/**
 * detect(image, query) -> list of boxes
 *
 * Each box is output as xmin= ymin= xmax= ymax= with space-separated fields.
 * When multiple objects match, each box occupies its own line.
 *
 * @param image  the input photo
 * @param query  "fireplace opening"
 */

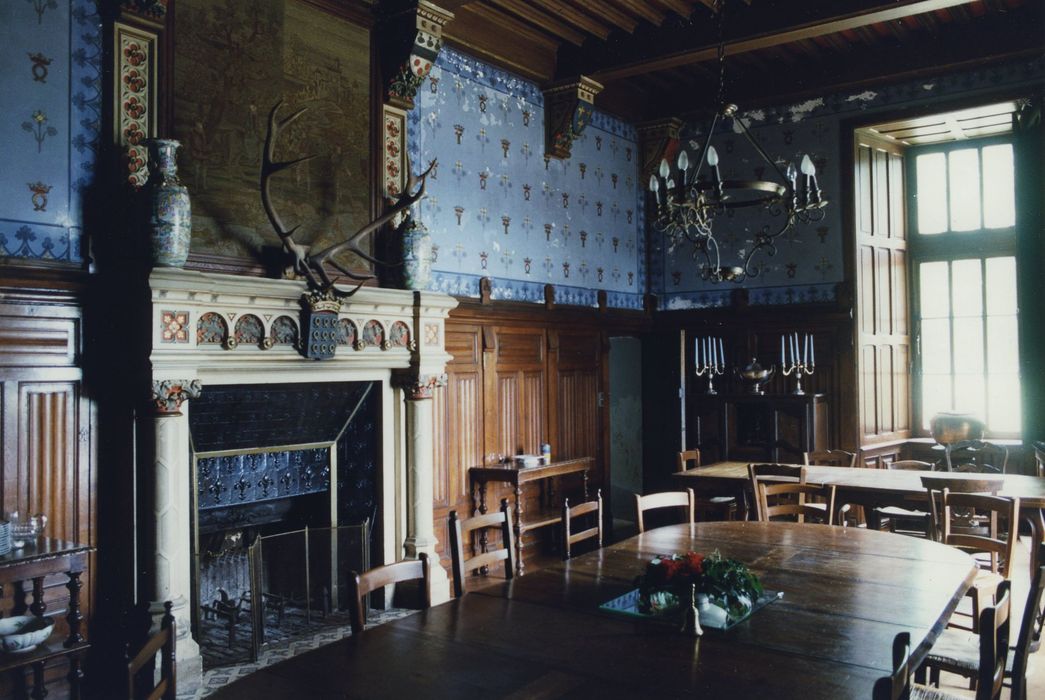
xmin=188 ymin=381 xmax=381 ymax=667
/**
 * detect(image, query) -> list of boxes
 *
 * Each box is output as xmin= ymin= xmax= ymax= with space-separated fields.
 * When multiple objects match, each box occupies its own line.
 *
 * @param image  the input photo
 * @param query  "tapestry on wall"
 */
xmin=409 ymin=47 xmax=645 ymax=310
xmin=0 ymin=0 xmax=101 ymax=265
xmin=173 ymin=0 xmax=370 ymax=269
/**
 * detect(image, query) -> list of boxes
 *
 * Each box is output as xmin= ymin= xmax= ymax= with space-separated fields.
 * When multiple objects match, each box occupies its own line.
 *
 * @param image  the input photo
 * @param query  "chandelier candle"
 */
xmin=695 ymin=336 xmax=725 ymax=395
xmin=782 ymin=332 xmax=815 ymax=395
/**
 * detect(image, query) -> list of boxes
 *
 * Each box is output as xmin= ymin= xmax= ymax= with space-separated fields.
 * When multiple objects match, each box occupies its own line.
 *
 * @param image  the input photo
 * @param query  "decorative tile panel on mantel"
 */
xmin=149 ymin=269 xmax=456 ymax=378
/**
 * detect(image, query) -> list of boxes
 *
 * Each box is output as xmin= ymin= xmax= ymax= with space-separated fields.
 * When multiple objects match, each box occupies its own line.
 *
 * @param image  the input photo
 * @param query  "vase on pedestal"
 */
xmin=400 ymin=217 xmax=432 ymax=290
xmin=146 ymin=139 xmax=191 ymax=267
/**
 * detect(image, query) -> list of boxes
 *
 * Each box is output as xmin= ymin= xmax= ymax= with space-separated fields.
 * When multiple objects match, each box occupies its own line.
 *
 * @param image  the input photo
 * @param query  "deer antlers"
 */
xmin=260 ymin=100 xmax=436 ymax=296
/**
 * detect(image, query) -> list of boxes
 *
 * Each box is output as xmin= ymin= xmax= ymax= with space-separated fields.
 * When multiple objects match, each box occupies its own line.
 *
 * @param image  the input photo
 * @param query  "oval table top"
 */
xmin=211 ymin=522 xmax=976 ymax=699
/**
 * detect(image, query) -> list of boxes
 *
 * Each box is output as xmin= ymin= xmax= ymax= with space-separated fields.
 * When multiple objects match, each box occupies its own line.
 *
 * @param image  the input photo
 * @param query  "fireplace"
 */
xmin=145 ymin=268 xmax=456 ymax=688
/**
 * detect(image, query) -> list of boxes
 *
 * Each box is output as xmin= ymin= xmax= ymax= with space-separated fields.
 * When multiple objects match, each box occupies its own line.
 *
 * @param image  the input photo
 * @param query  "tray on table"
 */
xmin=599 ymin=589 xmax=783 ymax=631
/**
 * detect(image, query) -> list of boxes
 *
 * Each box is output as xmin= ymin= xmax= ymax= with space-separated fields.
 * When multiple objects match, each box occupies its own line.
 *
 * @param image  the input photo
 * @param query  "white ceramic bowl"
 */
xmin=0 ymin=615 xmax=54 ymax=654
xmin=514 ymin=455 xmax=541 ymax=468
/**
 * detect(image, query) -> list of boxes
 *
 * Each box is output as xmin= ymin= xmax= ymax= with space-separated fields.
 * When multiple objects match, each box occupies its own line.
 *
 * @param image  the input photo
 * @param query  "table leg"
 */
xmin=67 ymin=654 xmax=83 ymax=700
xmin=478 ymin=481 xmax=489 ymax=563
xmin=1028 ymin=508 xmax=1044 ymax=649
xmin=582 ymin=470 xmax=589 ymax=500
xmin=30 ymin=661 xmax=46 ymax=699
xmin=514 ymin=484 xmax=524 ymax=577
xmin=30 ymin=576 xmax=46 ymax=618
xmin=65 ymin=570 xmax=84 ymax=647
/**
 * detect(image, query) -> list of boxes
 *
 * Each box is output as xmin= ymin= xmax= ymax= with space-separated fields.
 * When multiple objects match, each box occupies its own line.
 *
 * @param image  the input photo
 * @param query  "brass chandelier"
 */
xmin=648 ymin=0 xmax=828 ymax=283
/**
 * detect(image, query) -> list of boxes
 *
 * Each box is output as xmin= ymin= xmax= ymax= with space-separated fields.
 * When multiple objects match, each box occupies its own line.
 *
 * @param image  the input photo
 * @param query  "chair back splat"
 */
xmin=347 ymin=553 xmax=430 ymax=634
xmin=747 ymin=464 xmax=806 ymax=522
xmin=448 ymin=498 xmax=515 ymax=597
xmin=126 ymin=600 xmax=176 ymax=700
xmin=562 ymin=490 xmax=603 ymax=560
xmin=634 ymin=489 xmax=695 ymax=534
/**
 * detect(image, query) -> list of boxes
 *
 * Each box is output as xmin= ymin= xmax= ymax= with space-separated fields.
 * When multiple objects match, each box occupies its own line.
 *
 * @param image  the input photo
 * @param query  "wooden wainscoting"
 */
xmin=431 ymin=299 xmax=645 ymax=574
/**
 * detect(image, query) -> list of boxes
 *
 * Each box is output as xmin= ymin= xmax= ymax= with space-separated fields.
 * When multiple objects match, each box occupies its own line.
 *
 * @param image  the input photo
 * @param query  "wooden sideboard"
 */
xmin=0 ymin=538 xmax=91 ymax=699
xmin=689 ymin=393 xmax=828 ymax=464
xmin=469 ymin=457 xmax=592 ymax=575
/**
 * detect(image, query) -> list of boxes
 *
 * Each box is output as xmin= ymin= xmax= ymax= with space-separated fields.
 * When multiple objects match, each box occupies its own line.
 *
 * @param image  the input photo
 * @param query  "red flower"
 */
xmin=681 ymin=552 xmax=705 ymax=577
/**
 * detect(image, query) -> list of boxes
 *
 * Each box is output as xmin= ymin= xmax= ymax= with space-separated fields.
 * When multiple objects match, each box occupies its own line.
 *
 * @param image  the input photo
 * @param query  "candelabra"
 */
xmin=695 ymin=335 xmax=725 ymax=395
xmin=781 ymin=332 xmax=815 ymax=395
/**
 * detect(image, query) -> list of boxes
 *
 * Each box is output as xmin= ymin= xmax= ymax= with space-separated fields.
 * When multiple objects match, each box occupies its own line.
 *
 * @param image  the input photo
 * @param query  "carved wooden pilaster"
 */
xmin=542 ymin=77 xmax=603 ymax=160
xmin=637 ymin=117 xmax=684 ymax=179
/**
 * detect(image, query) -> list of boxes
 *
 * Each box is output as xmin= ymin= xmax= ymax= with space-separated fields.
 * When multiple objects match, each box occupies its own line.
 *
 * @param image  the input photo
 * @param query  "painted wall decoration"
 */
xmin=0 ymin=0 xmax=101 ymax=265
xmin=409 ymin=47 xmax=645 ymax=310
xmin=653 ymin=56 xmax=1045 ymax=310
xmin=172 ymin=0 xmax=370 ymax=269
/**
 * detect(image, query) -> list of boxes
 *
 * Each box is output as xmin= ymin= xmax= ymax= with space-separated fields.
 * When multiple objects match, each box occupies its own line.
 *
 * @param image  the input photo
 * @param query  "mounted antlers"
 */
xmin=260 ymin=100 xmax=436 ymax=296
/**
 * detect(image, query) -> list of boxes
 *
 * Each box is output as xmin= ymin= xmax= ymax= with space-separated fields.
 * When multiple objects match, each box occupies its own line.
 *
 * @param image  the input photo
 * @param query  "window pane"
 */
xmin=921 ymin=374 xmax=953 ymax=429
xmin=985 ymin=257 xmax=1017 ymax=315
xmin=950 ymin=259 xmax=982 ymax=317
xmin=986 ymin=374 xmax=1021 ymax=434
xmin=919 ymin=262 xmax=950 ymax=318
xmin=952 ymin=317 xmax=984 ymax=375
xmin=987 ymin=316 xmax=1019 ymax=373
xmin=954 ymin=374 xmax=985 ymax=420
xmin=948 ymin=148 xmax=982 ymax=231
xmin=921 ymin=318 xmax=951 ymax=374
xmin=916 ymin=153 xmax=947 ymax=234
xmin=982 ymin=144 xmax=1015 ymax=229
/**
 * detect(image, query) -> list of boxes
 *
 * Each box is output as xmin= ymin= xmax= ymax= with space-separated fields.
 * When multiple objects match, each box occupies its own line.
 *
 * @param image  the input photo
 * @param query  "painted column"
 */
xmin=149 ymin=379 xmax=203 ymax=687
xmin=402 ymin=374 xmax=450 ymax=603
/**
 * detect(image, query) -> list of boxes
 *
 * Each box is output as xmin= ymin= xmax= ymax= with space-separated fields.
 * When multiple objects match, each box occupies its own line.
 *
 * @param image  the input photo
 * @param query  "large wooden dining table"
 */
xmin=211 ymin=521 xmax=975 ymax=699
xmin=673 ymin=461 xmax=1045 ymax=576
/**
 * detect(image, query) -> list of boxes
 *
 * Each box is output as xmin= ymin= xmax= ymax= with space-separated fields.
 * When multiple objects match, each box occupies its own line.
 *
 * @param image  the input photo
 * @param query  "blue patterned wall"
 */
xmin=0 ymin=0 xmax=101 ymax=266
xmin=653 ymin=56 xmax=1045 ymax=310
xmin=409 ymin=48 xmax=645 ymax=310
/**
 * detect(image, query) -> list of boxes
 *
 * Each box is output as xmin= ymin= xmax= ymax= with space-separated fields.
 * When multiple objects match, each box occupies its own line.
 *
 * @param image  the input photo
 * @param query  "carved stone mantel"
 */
xmin=145 ymin=268 xmax=457 ymax=686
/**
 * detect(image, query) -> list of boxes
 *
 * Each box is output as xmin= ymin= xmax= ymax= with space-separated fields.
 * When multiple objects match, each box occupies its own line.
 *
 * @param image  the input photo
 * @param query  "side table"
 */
xmin=0 ymin=538 xmax=91 ymax=699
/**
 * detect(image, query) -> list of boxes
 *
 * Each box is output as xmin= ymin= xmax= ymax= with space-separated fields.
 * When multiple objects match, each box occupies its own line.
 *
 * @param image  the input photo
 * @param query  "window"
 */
xmin=910 ymin=138 xmax=1020 ymax=436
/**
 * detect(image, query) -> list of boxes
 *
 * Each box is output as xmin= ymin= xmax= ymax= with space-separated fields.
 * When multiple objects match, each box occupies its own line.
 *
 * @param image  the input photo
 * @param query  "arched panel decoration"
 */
xmin=270 ymin=316 xmax=298 ymax=346
xmin=389 ymin=321 xmax=411 ymax=348
xmin=234 ymin=314 xmax=265 ymax=347
xmin=362 ymin=320 xmax=384 ymax=348
xmin=197 ymin=312 xmax=228 ymax=345
xmin=338 ymin=319 xmax=358 ymax=347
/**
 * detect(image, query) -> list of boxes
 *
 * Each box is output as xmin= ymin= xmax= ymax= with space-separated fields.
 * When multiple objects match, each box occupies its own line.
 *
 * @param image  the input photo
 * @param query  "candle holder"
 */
xmin=782 ymin=358 xmax=814 ymax=395
xmin=695 ymin=354 xmax=724 ymax=395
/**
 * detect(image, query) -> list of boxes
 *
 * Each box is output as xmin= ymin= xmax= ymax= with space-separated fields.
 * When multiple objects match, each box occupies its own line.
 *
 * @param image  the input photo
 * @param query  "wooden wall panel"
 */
xmin=854 ymin=134 xmax=912 ymax=446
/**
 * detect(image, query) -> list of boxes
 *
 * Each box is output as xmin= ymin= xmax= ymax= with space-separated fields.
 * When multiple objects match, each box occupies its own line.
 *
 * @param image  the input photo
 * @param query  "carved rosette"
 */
xmin=151 ymin=379 xmax=202 ymax=415
xmin=399 ymin=373 xmax=448 ymax=401
xmin=542 ymin=77 xmax=603 ymax=160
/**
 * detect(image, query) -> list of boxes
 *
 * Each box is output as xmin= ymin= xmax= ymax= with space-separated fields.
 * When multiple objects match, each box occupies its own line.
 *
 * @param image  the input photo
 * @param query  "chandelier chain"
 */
xmin=715 ymin=0 xmax=727 ymax=109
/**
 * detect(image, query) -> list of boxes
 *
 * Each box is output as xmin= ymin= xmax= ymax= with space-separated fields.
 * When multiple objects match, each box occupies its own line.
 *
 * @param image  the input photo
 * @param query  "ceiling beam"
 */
xmin=567 ymin=0 xmax=639 ymax=33
xmin=654 ymin=0 xmax=697 ymax=19
xmin=443 ymin=3 xmax=560 ymax=81
xmin=610 ymin=0 xmax=667 ymax=26
xmin=488 ymin=0 xmax=587 ymax=46
xmin=530 ymin=0 xmax=614 ymax=40
xmin=586 ymin=0 xmax=984 ymax=83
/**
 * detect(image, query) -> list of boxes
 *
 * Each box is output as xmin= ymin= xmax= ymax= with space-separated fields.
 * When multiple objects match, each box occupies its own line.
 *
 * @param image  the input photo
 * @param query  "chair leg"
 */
xmin=969 ymin=588 xmax=983 ymax=635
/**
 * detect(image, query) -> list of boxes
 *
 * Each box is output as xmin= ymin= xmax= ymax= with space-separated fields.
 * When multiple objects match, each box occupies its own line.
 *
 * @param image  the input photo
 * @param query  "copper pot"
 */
xmin=930 ymin=412 xmax=985 ymax=446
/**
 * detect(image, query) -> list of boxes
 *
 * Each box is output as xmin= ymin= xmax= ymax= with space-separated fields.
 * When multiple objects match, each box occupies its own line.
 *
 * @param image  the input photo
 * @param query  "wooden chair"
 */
xmin=634 ymin=489 xmax=695 ymax=534
xmin=976 ymin=580 xmax=1013 ymax=700
xmin=803 ymin=449 xmax=857 ymax=468
xmin=747 ymin=463 xmax=806 ymax=522
xmin=873 ymin=631 xmax=967 ymax=700
xmin=127 ymin=601 xmax=176 ymax=700
xmin=1031 ymin=441 xmax=1044 ymax=478
xmin=924 ymin=566 xmax=1043 ymax=700
xmin=677 ymin=449 xmax=736 ymax=520
xmin=448 ymin=499 xmax=515 ymax=598
xmin=950 ymin=441 xmax=1009 ymax=474
xmin=924 ymin=479 xmax=1015 ymax=634
xmin=756 ymin=482 xmax=838 ymax=525
xmin=561 ymin=490 xmax=603 ymax=560
xmin=347 ymin=553 xmax=430 ymax=634
xmin=873 ymin=460 xmax=935 ymax=537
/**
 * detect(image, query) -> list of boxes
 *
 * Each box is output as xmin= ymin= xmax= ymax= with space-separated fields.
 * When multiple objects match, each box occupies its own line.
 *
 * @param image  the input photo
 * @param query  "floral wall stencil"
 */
xmin=0 ymin=0 xmax=101 ymax=265
xmin=654 ymin=56 xmax=1045 ymax=310
xmin=409 ymin=47 xmax=645 ymax=310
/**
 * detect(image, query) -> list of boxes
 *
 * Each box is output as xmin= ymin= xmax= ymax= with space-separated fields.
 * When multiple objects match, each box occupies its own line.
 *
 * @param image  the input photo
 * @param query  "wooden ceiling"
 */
xmin=866 ymin=101 xmax=1016 ymax=145
xmin=429 ymin=0 xmax=1044 ymax=122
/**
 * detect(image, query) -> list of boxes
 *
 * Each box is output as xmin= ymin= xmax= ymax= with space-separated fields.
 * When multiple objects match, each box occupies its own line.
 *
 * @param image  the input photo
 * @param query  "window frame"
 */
xmin=907 ymin=134 xmax=1020 ymax=439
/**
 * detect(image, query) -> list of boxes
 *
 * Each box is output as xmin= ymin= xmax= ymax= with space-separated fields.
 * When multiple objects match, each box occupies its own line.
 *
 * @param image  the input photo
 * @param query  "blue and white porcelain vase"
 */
xmin=400 ymin=217 xmax=432 ymax=290
xmin=146 ymin=139 xmax=191 ymax=267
